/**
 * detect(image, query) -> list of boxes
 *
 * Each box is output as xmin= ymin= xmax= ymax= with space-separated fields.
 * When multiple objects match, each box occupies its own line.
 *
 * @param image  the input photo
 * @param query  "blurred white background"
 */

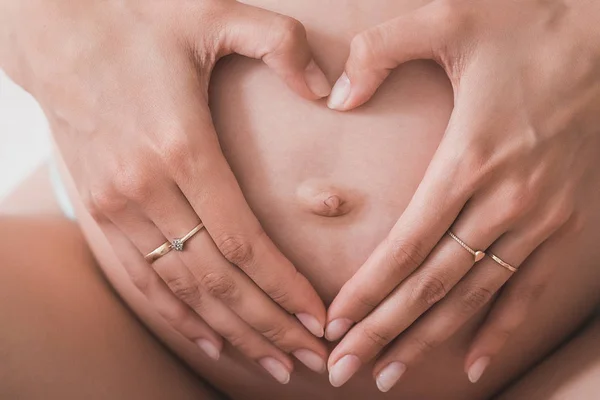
xmin=0 ymin=70 xmax=51 ymax=201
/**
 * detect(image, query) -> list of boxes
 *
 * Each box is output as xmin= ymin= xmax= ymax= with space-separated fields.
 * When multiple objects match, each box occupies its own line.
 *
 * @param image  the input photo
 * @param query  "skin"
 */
xmin=1 ymin=169 xmax=600 ymax=400
xmin=2 ymin=0 xmax=600 ymax=395
xmin=324 ymin=0 xmax=600 ymax=391
xmin=40 ymin=0 xmax=600 ymax=398
xmin=0 ymin=0 xmax=334 ymax=382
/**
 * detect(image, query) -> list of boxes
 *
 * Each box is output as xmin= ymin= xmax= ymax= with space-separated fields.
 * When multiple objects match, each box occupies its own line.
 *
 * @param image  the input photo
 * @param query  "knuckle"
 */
xmin=113 ymin=167 xmax=153 ymax=203
xmin=568 ymin=209 xmax=585 ymax=235
xmin=411 ymin=274 xmax=448 ymax=307
xmin=489 ymin=323 xmax=514 ymax=342
xmin=160 ymin=133 xmax=192 ymax=171
xmin=351 ymin=287 xmax=381 ymax=310
xmin=502 ymin=183 xmax=539 ymax=223
xmin=271 ymin=15 xmax=306 ymax=51
xmin=458 ymin=285 xmax=494 ymax=313
xmin=164 ymin=275 xmax=203 ymax=309
xmin=225 ymin=332 xmax=247 ymax=350
xmin=503 ymin=199 xmax=528 ymax=225
xmin=86 ymin=184 xmax=127 ymax=217
xmin=387 ymin=238 xmax=427 ymax=272
xmin=361 ymin=324 xmax=394 ymax=349
xmin=162 ymin=303 xmax=191 ymax=329
xmin=513 ymin=283 xmax=546 ymax=305
xmin=432 ymin=0 xmax=468 ymax=34
xmin=408 ymin=334 xmax=439 ymax=354
xmin=127 ymin=270 xmax=152 ymax=293
xmin=545 ymin=201 xmax=574 ymax=232
xmin=349 ymin=30 xmax=382 ymax=68
xmin=200 ymin=272 xmax=240 ymax=304
xmin=260 ymin=324 xmax=290 ymax=346
xmin=216 ymin=232 xmax=257 ymax=267
xmin=263 ymin=278 xmax=292 ymax=307
xmin=80 ymin=191 xmax=102 ymax=221
xmin=448 ymin=136 xmax=495 ymax=191
xmin=457 ymin=150 xmax=492 ymax=192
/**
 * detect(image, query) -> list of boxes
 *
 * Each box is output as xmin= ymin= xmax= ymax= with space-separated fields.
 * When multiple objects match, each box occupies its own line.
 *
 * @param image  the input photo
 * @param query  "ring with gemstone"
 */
xmin=144 ymin=222 xmax=205 ymax=263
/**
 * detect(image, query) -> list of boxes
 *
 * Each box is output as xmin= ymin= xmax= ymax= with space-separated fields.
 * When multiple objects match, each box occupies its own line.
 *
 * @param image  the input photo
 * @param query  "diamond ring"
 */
xmin=144 ymin=222 xmax=205 ymax=263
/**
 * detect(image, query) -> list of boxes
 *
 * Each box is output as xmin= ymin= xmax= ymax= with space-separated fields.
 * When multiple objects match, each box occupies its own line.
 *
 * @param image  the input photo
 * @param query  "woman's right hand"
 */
xmin=0 ymin=0 xmax=331 ymax=382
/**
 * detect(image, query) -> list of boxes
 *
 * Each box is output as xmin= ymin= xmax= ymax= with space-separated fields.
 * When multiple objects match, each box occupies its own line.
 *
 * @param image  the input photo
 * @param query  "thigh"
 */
xmin=0 ymin=215 xmax=223 ymax=400
xmin=498 ymin=317 xmax=600 ymax=400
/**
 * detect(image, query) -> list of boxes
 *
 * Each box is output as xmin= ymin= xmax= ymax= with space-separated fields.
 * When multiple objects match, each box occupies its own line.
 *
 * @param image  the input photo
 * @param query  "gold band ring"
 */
xmin=447 ymin=231 xmax=486 ymax=263
xmin=144 ymin=222 xmax=205 ymax=263
xmin=487 ymin=252 xmax=518 ymax=273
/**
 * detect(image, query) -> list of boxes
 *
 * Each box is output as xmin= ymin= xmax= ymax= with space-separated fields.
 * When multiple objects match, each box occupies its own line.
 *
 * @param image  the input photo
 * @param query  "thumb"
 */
xmin=327 ymin=1 xmax=456 ymax=111
xmin=220 ymin=2 xmax=331 ymax=100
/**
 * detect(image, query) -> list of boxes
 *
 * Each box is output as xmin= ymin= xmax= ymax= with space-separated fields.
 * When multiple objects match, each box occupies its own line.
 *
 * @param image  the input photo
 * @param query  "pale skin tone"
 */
xmin=324 ymin=0 xmax=600 ymax=391
xmin=1 ymin=0 xmax=334 ymax=383
xmin=2 ymin=0 xmax=600 ymax=394
xmin=1 ymin=162 xmax=599 ymax=399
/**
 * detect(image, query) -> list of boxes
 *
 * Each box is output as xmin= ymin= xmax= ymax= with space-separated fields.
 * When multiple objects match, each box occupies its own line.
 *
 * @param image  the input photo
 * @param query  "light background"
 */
xmin=0 ymin=70 xmax=51 ymax=201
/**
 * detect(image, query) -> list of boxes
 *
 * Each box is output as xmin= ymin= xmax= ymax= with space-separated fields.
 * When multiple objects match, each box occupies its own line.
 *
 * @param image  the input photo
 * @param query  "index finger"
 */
xmin=169 ymin=104 xmax=326 ymax=338
xmin=325 ymin=133 xmax=474 ymax=341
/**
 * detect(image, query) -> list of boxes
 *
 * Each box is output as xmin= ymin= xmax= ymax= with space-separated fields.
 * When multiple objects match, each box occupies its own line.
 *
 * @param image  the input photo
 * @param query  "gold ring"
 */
xmin=447 ymin=231 xmax=486 ymax=262
xmin=487 ymin=252 xmax=518 ymax=273
xmin=145 ymin=222 xmax=205 ymax=263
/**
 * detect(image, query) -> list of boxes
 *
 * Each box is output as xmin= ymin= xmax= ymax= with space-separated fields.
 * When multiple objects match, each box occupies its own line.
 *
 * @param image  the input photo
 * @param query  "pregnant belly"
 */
xmin=211 ymin=55 xmax=452 ymax=302
xmin=59 ymin=0 xmax=600 ymax=399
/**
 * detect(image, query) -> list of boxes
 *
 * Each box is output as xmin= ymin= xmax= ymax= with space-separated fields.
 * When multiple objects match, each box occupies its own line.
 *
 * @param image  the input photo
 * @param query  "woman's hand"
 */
xmin=324 ymin=0 xmax=600 ymax=390
xmin=0 ymin=0 xmax=331 ymax=382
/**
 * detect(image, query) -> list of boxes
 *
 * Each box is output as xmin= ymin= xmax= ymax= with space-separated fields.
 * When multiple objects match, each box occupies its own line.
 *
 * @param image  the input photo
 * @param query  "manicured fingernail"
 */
xmin=304 ymin=60 xmax=331 ymax=98
xmin=376 ymin=362 xmax=406 ymax=392
xmin=294 ymin=349 xmax=326 ymax=373
xmin=195 ymin=339 xmax=220 ymax=361
xmin=296 ymin=313 xmax=324 ymax=337
xmin=467 ymin=356 xmax=490 ymax=383
xmin=327 ymin=73 xmax=351 ymax=110
xmin=259 ymin=357 xmax=291 ymax=384
xmin=325 ymin=318 xmax=353 ymax=341
xmin=329 ymin=354 xmax=361 ymax=387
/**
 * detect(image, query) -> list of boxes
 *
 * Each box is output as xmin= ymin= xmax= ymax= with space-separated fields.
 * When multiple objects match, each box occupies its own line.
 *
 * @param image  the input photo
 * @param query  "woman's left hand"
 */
xmin=324 ymin=0 xmax=600 ymax=391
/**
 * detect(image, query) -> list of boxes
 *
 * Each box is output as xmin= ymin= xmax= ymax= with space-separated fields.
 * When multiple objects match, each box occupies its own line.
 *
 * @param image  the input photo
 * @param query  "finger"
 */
xmin=372 ymin=256 xmax=515 ymax=392
xmin=166 ymin=105 xmax=326 ymax=338
xmin=326 ymin=160 xmax=499 ymax=342
xmin=216 ymin=2 xmax=330 ymax=99
xmin=326 ymin=182 xmax=535 ymax=386
xmin=106 ymin=204 xmax=301 ymax=384
xmin=97 ymin=220 xmax=223 ymax=360
xmin=326 ymin=231 xmax=481 ymax=387
xmin=152 ymin=250 xmax=298 ymax=384
xmin=464 ymin=207 xmax=572 ymax=383
xmin=140 ymin=182 xmax=328 ymax=372
xmin=327 ymin=0 xmax=461 ymax=110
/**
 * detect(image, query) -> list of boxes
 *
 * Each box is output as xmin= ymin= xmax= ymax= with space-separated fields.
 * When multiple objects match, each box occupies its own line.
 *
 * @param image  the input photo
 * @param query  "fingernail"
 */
xmin=376 ymin=362 xmax=407 ymax=392
xmin=296 ymin=313 xmax=324 ymax=337
xmin=259 ymin=357 xmax=291 ymax=384
xmin=195 ymin=339 xmax=220 ymax=361
xmin=327 ymin=72 xmax=351 ymax=110
xmin=294 ymin=349 xmax=326 ymax=373
xmin=329 ymin=354 xmax=361 ymax=387
xmin=304 ymin=60 xmax=331 ymax=98
xmin=467 ymin=356 xmax=490 ymax=383
xmin=325 ymin=318 xmax=353 ymax=341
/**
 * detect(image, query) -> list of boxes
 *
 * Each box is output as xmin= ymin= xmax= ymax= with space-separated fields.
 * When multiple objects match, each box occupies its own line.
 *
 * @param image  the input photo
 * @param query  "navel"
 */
xmin=296 ymin=180 xmax=356 ymax=217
